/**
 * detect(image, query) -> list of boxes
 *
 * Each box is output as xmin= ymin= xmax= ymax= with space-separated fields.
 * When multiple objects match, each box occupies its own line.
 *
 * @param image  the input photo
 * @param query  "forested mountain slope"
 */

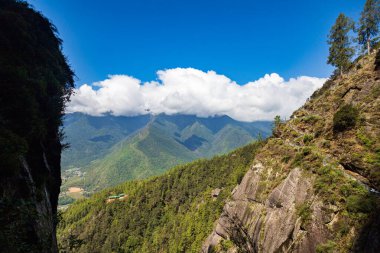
xmin=59 ymin=50 xmax=380 ymax=253
xmin=58 ymin=142 xmax=264 ymax=252
xmin=62 ymin=114 xmax=271 ymax=192
xmin=61 ymin=113 xmax=151 ymax=170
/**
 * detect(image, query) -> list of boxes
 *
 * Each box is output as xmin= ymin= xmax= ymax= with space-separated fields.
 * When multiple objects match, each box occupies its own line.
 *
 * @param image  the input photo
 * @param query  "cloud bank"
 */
xmin=67 ymin=68 xmax=326 ymax=122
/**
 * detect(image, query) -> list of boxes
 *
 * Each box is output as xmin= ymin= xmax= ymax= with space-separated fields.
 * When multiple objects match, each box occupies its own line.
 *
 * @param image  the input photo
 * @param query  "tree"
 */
xmin=358 ymin=0 xmax=380 ymax=55
xmin=327 ymin=14 xmax=355 ymax=76
xmin=274 ymin=115 xmax=281 ymax=127
xmin=272 ymin=115 xmax=282 ymax=137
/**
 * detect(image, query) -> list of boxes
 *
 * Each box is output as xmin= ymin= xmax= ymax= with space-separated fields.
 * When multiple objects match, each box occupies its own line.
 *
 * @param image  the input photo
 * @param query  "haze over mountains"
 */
xmin=61 ymin=113 xmax=272 ymax=193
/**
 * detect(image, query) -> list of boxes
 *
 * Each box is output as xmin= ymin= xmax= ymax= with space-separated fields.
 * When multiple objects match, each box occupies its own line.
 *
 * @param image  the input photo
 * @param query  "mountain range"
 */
xmin=61 ymin=113 xmax=272 ymax=193
xmin=58 ymin=48 xmax=380 ymax=253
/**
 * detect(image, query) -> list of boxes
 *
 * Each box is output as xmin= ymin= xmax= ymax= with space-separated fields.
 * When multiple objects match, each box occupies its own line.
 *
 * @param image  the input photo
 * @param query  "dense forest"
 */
xmin=58 ymin=141 xmax=264 ymax=252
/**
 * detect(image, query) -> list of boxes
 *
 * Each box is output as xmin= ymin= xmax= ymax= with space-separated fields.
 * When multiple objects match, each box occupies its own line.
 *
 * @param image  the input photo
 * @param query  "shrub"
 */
xmin=296 ymin=203 xmax=312 ymax=226
xmin=58 ymin=196 xmax=75 ymax=206
xmin=356 ymin=128 xmax=374 ymax=148
xmin=302 ymin=115 xmax=320 ymax=124
xmin=346 ymin=194 xmax=375 ymax=213
xmin=303 ymin=134 xmax=314 ymax=144
xmin=292 ymin=148 xmax=312 ymax=167
xmin=218 ymin=239 xmax=234 ymax=251
xmin=316 ymin=240 xmax=336 ymax=253
xmin=281 ymin=155 xmax=291 ymax=164
xmin=333 ymin=104 xmax=359 ymax=133
xmin=322 ymin=140 xmax=331 ymax=148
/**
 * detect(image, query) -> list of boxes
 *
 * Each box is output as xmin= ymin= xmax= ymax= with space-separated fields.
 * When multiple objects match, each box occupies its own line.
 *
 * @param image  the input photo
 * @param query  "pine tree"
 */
xmin=358 ymin=0 xmax=380 ymax=55
xmin=327 ymin=14 xmax=354 ymax=76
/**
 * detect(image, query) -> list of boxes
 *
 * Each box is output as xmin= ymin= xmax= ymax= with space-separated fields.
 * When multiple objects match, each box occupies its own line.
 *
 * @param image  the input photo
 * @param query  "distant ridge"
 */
xmin=61 ymin=113 xmax=272 ymax=193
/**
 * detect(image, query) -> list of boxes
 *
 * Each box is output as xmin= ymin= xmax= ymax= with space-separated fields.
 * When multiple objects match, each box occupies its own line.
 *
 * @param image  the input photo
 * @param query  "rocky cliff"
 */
xmin=0 ymin=1 xmax=73 ymax=252
xmin=202 ymin=50 xmax=380 ymax=252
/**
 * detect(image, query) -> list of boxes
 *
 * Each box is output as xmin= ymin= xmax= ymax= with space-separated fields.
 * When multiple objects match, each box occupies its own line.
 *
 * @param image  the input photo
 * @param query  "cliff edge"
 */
xmin=0 ymin=1 xmax=74 ymax=252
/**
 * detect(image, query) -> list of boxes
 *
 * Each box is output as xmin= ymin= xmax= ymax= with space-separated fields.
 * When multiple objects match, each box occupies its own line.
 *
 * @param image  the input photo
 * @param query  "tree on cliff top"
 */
xmin=327 ymin=13 xmax=355 ymax=76
xmin=358 ymin=0 xmax=380 ymax=55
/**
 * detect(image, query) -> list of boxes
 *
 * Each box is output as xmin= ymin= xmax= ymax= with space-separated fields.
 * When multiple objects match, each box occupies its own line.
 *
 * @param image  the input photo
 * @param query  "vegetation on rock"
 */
xmin=202 ymin=45 xmax=380 ymax=252
xmin=0 ymin=0 xmax=74 ymax=252
xmin=333 ymin=104 xmax=359 ymax=133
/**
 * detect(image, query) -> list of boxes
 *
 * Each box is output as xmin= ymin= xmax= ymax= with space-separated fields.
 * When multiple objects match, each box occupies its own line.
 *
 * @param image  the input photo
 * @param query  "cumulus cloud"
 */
xmin=67 ymin=68 xmax=327 ymax=121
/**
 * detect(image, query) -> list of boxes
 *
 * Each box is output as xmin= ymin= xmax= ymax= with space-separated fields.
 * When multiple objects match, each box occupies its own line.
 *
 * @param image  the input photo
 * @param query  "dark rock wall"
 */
xmin=0 ymin=1 xmax=74 ymax=252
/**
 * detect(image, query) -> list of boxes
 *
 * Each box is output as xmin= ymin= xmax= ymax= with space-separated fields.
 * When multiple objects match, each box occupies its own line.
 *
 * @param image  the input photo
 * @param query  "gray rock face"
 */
xmin=0 ymin=147 xmax=62 ymax=253
xmin=202 ymin=164 xmax=330 ymax=253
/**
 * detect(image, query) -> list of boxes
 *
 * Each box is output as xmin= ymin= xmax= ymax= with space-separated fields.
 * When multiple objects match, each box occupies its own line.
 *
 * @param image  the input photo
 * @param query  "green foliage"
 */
xmin=314 ymin=166 xmax=344 ymax=200
xmin=215 ymin=239 xmax=235 ymax=252
xmin=356 ymin=128 xmax=375 ymax=148
xmin=314 ymin=164 xmax=376 ymax=219
xmin=281 ymin=155 xmax=292 ymax=164
xmin=273 ymin=115 xmax=282 ymax=136
xmin=327 ymin=13 xmax=355 ymax=74
xmin=274 ymin=115 xmax=281 ymax=126
xmin=303 ymin=134 xmax=314 ymax=144
xmin=346 ymin=193 xmax=376 ymax=213
xmin=58 ymin=141 xmax=264 ymax=252
xmin=58 ymin=196 xmax=75 ymax=206
xmin=292 ymin=147 xmax=312 ymax=167
xmin=296 ymin=203 xmax=312 ymax=226
xmin=65 ymin=234 xmax=84 ymax=251
xmin=301 ymin=115 xmax=320 ymax=124
xmin=316 ymin=240 xmax=337 ymax=253
xmin=358 ymin=0 xmax=380 ymax=54
xmin=333 ymin=104 xmax=359 ymax=133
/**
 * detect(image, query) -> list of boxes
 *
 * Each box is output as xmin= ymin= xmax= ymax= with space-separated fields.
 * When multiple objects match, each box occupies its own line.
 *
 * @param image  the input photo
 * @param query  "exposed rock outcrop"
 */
xmin=203 ymin=164 xmax=330 ymax=253
xmin=203 ymin=50 xmax=380 ymax=252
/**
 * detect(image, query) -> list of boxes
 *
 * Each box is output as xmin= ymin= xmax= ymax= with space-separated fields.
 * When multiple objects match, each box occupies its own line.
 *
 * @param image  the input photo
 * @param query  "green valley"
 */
xmin=60 ymin=114 xmax=272 ymax=198
xmin=59 ymin=46 xmax=380 ymax=253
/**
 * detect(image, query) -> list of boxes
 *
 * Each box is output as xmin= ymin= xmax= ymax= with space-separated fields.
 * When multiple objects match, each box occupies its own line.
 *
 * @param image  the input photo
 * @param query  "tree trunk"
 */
xmin=367 ymin=39 xmax=371 ymax=55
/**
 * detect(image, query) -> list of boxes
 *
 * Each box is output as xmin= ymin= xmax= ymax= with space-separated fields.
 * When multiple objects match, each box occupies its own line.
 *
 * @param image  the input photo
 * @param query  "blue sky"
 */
xmin=28 ymin=0 xmax=363 ymax=86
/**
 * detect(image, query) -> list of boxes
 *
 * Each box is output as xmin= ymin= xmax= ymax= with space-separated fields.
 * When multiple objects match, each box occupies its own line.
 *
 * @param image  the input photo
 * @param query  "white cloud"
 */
xmin=67 ymin=68 xmax=326 ymax=121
